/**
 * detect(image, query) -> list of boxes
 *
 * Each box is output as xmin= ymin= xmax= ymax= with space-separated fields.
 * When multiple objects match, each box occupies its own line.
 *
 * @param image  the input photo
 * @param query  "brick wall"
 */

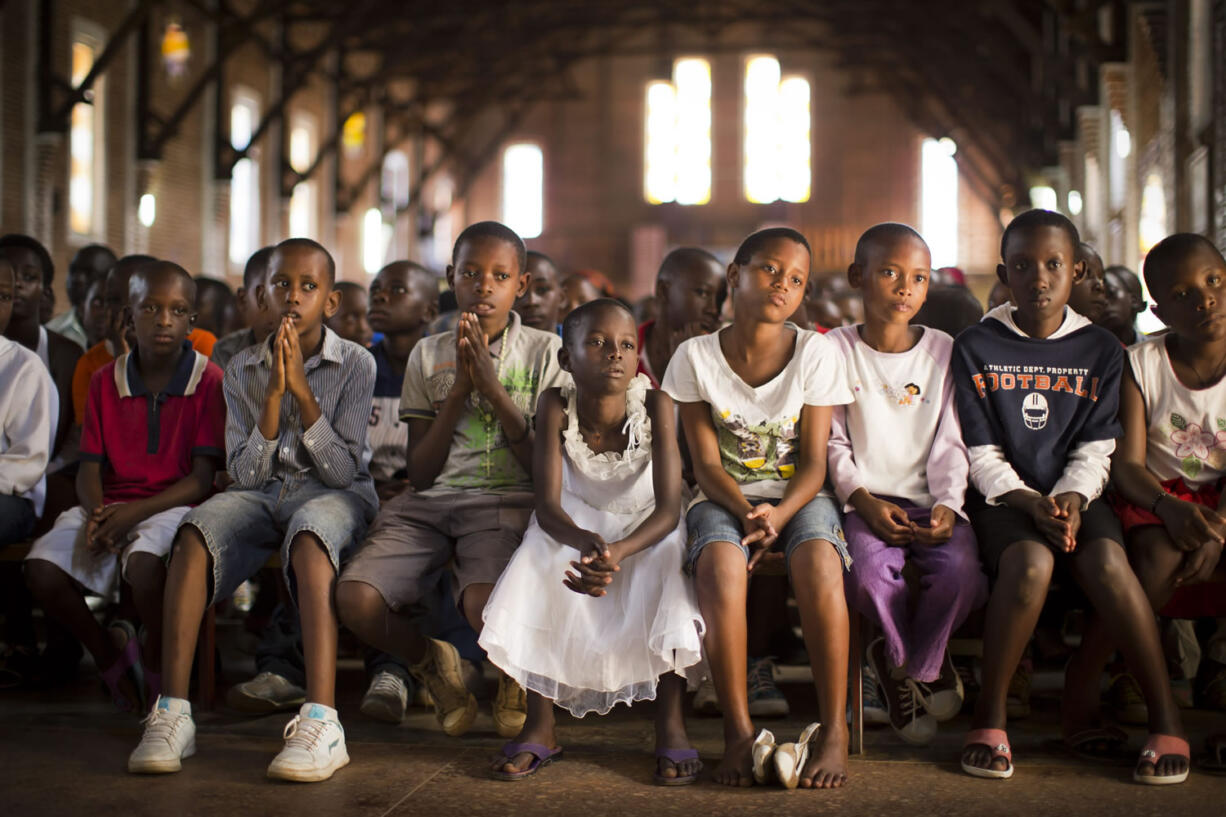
xmin=2 ymin=5 xmax=1018 ymax=305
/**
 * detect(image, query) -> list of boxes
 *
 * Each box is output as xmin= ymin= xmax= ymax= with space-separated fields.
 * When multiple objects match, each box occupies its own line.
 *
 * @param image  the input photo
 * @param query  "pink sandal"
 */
xmin=961 ymin=728 xmax=1013 ymax=779
xmin=1133 ymin=734 xmax=1190 ymax=785
xmin=99 ymin=636 xmax=142 ymax=713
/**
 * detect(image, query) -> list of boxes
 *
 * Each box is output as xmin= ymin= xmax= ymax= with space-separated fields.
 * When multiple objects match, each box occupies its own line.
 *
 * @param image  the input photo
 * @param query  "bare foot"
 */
xmin=798 ymin=723 xmax=848 ymax=789
xmin=491 ymin=722 xmax=558 ymax=775
xmin=713 ymin=733 xmax=755 ymax=787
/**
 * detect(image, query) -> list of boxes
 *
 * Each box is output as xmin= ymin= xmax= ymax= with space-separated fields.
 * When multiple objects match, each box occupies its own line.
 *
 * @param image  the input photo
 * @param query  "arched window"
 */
xmin=643 ymin=57 xmax=711 ymax=205
xmin=287 ymin=112 xmax=318 ymax=239
xmin=363 ymin=208 xmax=389 ymax=274
xmin=69 ymin=21 xmax=107 ymax=240
xmin=381 ymin=150 xmax=411 ymax=211
xmin=228 ymin=88 xmax=261 ymax=265
xmin=502 ymin=143 xmax=543 ymax=239
xmin=920 ymin=137 xmax=959 ymax=269
xmin=744 ymin=55 xmax=810 ymax=204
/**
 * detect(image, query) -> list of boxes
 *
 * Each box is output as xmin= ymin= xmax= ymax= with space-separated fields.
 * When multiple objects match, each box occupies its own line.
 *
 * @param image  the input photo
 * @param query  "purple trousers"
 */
xmin=843 ymin=501 xmax=987 ymax=682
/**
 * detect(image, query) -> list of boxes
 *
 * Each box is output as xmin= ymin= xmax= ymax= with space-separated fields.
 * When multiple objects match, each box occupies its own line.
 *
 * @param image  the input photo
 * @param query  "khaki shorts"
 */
xmin=338 ymin=489 xmax=534 ymax=611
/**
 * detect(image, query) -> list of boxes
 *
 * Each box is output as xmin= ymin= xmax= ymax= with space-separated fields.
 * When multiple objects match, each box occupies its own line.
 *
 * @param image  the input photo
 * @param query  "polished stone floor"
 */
xmin=2 ymin=627 xmax=1224 ymax=817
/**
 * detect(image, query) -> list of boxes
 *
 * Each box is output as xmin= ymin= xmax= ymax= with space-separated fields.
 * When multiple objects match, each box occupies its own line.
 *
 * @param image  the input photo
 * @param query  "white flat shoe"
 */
xmin=751 ymin=728 xmax=777 ymax=784
xmin=774 ymin=722 xmax=821 ymax=789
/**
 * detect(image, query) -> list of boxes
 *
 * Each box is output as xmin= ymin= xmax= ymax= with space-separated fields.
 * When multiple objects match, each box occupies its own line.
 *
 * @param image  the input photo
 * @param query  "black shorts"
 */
xmin=967 ymin=493 xmax=1125 ymax=578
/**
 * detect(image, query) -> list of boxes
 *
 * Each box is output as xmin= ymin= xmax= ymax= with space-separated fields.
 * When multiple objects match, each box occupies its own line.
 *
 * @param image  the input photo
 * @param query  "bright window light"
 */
xmin=744 ymin=56 xmax=810 ymax=204
xmin=1139 ymin=172 xmax=1167 ymax=257
xmin=228 ymin=91 xmax=261 ymax=265
xmin=1109 ymin=109 xmax=1129 ymax=211
xmin=288 ymin=117 xmax=317 ymax=239
xmin=673 ymin=58 xmax=712 ymax=205
xmin=431 ymin=177 xmax=454 ymax=269
xmin=138 ymin=193 xmax=156 ymax=227
xmin=381 ymin=150 xmax=411 ymax=210
xmin=501 ymin=143 xmax=544 ymax=239
xmin=69 ymin=37 xmax=104 ymax=237
xmin=1068 ymin=189 xmax=1083 ymax=215
xmin=363 ymin=207 xmax=390 ymax=274
xmin=920 ymin=137 xmax=959 ymax=269
xmin=643 ymin=58 xmax=711 ymax=205
xmin=644 ymin=81 xmax=678 ymax=204
xmin=1029 ymin=185 xmax=1058 ymax=211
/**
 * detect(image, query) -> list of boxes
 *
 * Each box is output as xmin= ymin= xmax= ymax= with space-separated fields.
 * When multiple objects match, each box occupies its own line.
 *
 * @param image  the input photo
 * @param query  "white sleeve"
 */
xmin=801 ymin=333 xmax=855 ymax=406
xmin=0 ymin=362 xmax=56 ymax=496
xmin=968 ymin=444 xmax=1030 ymax=505
xmin=660 ymin=340 xmax=703 ymax=403
xmin=826 ymin=404 xmax=864 ymax=508
xmin=1049 ymin=439 xmax=1116 ymax=507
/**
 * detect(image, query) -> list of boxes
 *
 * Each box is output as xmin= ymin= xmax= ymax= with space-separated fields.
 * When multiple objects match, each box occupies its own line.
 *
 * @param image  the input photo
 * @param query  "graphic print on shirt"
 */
xmin=1022 ymin=392 xmax=1049 ymax=430
xmin=424 ymin=361 xmax=540 ymax=487
xmin=717 ymin=409 xmax=798 ymax=482
xmin=969 ymin=364 xmax=1103 ymax=402
xmin=881 ymin=381 xmax=924 ymax=407
xmin=1167 ymin=413 xmax=1226 ymax=481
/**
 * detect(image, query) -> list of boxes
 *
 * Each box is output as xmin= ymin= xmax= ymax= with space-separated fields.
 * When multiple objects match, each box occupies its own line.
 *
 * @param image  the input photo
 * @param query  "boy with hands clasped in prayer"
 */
xmin=337 ymin=222 xmax=569 ymax=743
xmin=128 ymin=239 xmax=377 ymax=783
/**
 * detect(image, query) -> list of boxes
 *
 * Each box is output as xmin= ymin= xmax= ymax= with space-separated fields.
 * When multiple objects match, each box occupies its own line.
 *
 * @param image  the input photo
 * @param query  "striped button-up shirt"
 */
xmin=224 ymin=326 xmax=377 ymax=513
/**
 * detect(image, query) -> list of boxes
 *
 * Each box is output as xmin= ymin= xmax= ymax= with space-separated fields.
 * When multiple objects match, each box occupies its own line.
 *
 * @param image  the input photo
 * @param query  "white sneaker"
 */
xmin=128 ymin=696 xmax=196 ymax=774
xmin=692 ymin=676 xmax=721 ymax=716
xmin=266 ymin=703 xmax=350 ymax=782
xmin=360 ymin=671 xmax=409 ymax=724
xmin=226 ymin=671 xmax=306 ymax=714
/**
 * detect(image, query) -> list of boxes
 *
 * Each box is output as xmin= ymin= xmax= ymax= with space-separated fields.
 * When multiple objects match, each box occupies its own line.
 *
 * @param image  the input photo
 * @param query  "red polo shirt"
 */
xmin=637 ymin=321 xmax=660 ymax=388
xmin=80 ymin=342 xmax=226 ymax=504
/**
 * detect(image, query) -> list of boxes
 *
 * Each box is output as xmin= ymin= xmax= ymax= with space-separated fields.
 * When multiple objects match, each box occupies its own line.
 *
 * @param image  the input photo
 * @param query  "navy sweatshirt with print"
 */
xmin=951 ymin=316 xmax=1123 ymax=495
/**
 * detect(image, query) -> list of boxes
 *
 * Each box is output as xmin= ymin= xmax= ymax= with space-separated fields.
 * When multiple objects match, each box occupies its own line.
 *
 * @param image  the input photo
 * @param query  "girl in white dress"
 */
xmin=480 ymin=299 xmax=705 ymax=784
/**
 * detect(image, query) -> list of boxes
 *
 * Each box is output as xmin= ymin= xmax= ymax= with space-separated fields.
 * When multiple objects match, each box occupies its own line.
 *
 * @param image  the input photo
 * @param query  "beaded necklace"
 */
xmin=476 ymin=320 xmax=514 ymax=479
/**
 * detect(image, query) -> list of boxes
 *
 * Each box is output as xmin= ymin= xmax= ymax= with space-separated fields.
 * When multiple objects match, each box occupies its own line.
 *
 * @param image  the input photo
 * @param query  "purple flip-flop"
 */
xmin=654 ymin=747 xmax=702 ymax=786
xmin=491 ymin=742 xmax=564 ymax=781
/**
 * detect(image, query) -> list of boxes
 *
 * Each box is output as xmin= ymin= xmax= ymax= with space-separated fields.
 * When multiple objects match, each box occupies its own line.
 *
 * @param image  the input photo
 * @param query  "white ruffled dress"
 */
xmin=480 ymin=375 xmax=705 ymax=717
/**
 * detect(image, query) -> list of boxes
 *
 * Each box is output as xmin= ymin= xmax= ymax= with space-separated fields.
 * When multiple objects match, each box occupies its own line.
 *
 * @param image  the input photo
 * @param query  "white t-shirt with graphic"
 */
xmin=1130 ymin=334 xmax=1226 ymax=489
xmin=662 ymin=324 xmax=853 ymax=503
xmin=825 ymin=325 xmax=969 ymax=516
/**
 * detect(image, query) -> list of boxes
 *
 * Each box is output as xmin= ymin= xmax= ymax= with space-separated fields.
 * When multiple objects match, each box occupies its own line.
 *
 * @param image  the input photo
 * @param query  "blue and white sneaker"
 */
xmin=747 ymin=656 xmax=789 ymax=718
xmin=129 ymin=696 xmax=196 ymax=773
xmin=267 ymin=703 xmax=350 ymax=782
xmin=862 ymin=661 xmax=891 ymax=726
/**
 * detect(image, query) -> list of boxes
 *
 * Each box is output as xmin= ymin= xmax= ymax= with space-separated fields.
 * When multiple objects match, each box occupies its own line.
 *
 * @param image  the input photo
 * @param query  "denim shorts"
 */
xmin=684 ymin=494 xmax=850 ymax=575
xmin=179 ymin=481 xmax=373 ymax=605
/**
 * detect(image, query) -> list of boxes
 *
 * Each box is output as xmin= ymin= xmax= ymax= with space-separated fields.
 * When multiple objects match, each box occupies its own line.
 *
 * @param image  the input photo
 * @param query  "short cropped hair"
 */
xmin=194 ymin=276 xmax=234 ymax=303
xmin=912 ymin=285 xmax=984 ymax=338
xmin=334 ymin=281 xmax=365 ymax=296
xmin=272 ymin=237 xmax=336 ymax=285
xmin=0 ymin=234 xmax=54 ymax=286
xmin=453 ymin=221 xmax=527 ymax=274
xmin=561 ymin=297 xmax=635 ymax=350
xmin=853 ymin=223 xmax=926 ymax=267
xmin=526 ymin=250 xmax=557 ymax=269
xmin=732 ymin=227 xmax=811 ymax=266
xmin=658 ymin=247 xmax=721 ymax=283
xmin=999 ymin=209 xmax=1080 ymax=261
xmin=131 ymin=261 xmax=197 ymax=307
xmin=243 ymin=246 xmax=275 ymax=289
xmin=1142 ymin=233 xmax=1225 ymax=295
